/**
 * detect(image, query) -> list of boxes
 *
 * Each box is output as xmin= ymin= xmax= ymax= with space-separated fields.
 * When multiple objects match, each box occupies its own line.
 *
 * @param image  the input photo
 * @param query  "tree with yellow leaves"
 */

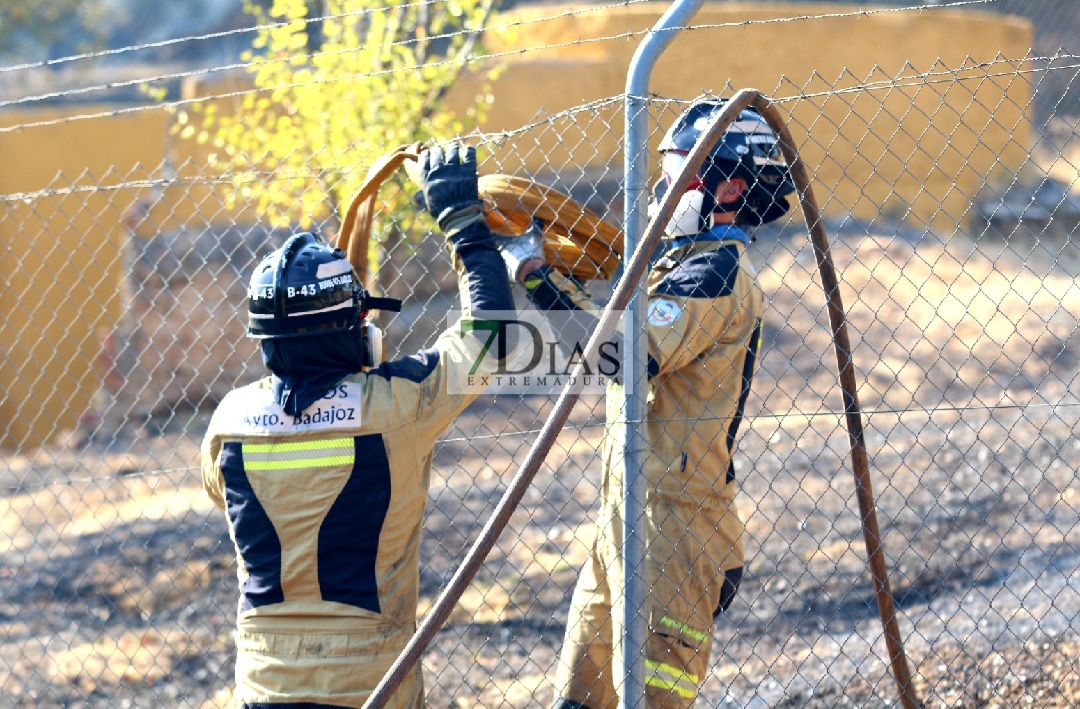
xmin=180 ymin=0 xmax=499 ymax=237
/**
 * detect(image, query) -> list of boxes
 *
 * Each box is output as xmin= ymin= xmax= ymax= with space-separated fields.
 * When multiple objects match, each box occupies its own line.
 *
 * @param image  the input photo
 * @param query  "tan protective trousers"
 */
xmin=554 ymin=492 xmax=744 ymax=709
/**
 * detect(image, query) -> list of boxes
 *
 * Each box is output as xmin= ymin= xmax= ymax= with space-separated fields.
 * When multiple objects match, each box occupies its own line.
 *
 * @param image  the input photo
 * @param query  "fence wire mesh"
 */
xmin=1 ymin=1 xmax=1079 ymax=708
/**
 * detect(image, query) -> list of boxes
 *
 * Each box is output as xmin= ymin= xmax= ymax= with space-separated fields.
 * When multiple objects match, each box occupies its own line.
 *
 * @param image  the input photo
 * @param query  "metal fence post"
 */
xmin=622 ymin=2 xmax=705 ymax=706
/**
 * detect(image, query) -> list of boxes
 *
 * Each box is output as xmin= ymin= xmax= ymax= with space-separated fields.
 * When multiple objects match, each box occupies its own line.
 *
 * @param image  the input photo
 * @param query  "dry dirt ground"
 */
xmin=2 ymin=222 xmax=1080 ymax=708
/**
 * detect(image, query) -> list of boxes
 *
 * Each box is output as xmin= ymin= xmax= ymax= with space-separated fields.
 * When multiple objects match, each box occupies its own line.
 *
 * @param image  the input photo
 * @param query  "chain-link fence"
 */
xmin=1 ymin=1 xmax=1079 ymax=707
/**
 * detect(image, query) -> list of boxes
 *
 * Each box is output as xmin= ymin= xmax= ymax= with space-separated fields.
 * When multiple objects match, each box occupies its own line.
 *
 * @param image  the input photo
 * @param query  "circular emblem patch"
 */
xmin=647 ymin=298 xmax=682 ymax=327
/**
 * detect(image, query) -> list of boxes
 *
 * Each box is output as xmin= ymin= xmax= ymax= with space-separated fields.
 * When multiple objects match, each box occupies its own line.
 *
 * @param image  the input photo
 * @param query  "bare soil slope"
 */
xmin=2 ymin=224 xmax=1079 ymax=708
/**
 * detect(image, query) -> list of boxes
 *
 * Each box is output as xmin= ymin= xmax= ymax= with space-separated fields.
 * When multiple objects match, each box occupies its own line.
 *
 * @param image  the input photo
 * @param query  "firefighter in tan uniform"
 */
xmin=496 ymin=100 xmax=795 ymax=708
xmin=201 ymin=144 xmax=514 ymax=708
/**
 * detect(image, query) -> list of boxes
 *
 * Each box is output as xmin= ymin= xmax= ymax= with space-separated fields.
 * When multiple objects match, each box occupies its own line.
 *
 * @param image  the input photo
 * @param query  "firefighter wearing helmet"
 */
xmin=498 ymin=98 xmax=793 ymax=708
xmin=201 ymin=143 xmax=515 ymax=708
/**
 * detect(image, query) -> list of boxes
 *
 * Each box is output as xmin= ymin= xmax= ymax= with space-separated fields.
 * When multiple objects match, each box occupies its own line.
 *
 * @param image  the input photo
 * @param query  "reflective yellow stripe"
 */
xmin=644 ymin=676 xmax=696 ymax=700
xmin=243 ymin=438 xmax=354 ymax=470
xmin=245 ymin=455 xmax=353 ymax=470
xmin=657 ymin=615 xmax=708 ymax=644
xmin=645 ymin=660 xmax=698 ymax=700
xmin=245 ymin=438 xmax=351 ymax=453
xmin=647 ymin=659 xmax=699 ymax=685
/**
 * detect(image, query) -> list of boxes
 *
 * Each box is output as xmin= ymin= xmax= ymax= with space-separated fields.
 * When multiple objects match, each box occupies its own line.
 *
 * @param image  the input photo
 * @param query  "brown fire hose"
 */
xmin=750 ymin=93 xmax=922 ymax=709
xmin=335 ymin=145 xmax=624 ymax=283
xmin=352 ymin=89 xmax=919 ymax=709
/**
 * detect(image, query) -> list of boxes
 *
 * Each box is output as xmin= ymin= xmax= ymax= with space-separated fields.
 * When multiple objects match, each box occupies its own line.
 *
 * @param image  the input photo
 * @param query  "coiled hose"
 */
xmin=335 ymin=142 xmax=624 ymax=283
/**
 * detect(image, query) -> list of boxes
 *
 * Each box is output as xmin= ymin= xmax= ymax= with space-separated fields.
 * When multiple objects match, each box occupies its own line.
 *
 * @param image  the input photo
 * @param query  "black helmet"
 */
xmin=657 ymin=98 xmax=795 ymax=226
xmin=247 ymin=232 xmax=400 ymax=340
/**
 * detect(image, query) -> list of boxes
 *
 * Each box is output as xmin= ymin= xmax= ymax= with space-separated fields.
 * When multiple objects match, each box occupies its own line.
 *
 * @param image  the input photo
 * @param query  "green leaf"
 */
xmin=160 ymin=0 xmax=502 ymax=268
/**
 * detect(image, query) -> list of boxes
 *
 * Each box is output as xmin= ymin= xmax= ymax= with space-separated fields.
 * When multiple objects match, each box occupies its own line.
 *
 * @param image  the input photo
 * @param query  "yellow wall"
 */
xmin=0 ymin=108 xmax=247 ymax=449
xmin=0 ymin=3 xmax=1034 ymax=449
xmin=449 ymin=3 xmax=1034 ymax=230
xmin=0 ymin=109 xmax=170 ymax=449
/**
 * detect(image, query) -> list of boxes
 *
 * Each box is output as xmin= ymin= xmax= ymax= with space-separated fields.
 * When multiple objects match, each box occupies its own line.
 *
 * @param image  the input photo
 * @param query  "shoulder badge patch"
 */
xmin=647 ymin=298 xmax=683 ymax=327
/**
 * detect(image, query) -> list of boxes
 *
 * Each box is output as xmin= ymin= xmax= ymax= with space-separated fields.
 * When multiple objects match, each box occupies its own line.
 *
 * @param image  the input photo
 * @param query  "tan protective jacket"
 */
xmin=202 ymin=228 xmax=512 ymax=708
xmin=524 ymin=228 xmax=762 ymax=708
xmin=526 ymin=233 xmax=762 ymax=508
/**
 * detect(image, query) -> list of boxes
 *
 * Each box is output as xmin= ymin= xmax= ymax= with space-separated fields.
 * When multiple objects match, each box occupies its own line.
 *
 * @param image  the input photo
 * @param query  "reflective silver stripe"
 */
xmin=286 ymin=300 xmax=354 ymax=317
xmin=316 ymin=260 xmax=353 ymax=278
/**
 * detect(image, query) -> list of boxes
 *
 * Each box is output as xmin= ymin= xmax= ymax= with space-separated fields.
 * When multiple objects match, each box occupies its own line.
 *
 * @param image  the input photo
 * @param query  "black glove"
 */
xmin=417 ymin=142 xmax=485 ymax=237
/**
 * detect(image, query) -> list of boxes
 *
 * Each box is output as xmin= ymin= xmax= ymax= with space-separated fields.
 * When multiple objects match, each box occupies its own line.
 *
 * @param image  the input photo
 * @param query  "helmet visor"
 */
xmin=746 ymin=132 xmax=786 ymax=168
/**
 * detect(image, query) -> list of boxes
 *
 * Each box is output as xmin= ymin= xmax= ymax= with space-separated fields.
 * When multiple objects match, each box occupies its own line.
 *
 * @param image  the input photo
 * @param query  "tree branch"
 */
xmin=419 ymin=0 xmax=498 ymax=120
